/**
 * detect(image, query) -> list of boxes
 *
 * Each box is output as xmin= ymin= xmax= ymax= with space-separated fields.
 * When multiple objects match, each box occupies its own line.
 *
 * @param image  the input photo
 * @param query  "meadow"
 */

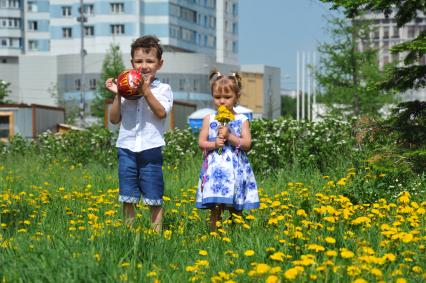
xmin=1 ymin=117 xmax=425 ymax=282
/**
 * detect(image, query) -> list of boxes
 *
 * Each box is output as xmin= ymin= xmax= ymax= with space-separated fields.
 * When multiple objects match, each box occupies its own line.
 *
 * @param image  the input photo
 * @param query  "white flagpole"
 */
xmin=296 ymin=51 xmax=300 ymax=121
xmin=302 ymin=51 xmax=305 ymax=120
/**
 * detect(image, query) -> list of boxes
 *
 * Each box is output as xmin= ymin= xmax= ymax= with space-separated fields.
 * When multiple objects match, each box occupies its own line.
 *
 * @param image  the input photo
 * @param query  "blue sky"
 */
xmin=239 ymin=0 xmax=340 ymax=90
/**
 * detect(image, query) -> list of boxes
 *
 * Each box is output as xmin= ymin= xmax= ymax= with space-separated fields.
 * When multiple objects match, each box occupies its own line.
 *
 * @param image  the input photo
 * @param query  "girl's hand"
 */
xmin=218 ymin=125 xmax=230 ymax=140
xmin=105 ymin=78 xmax=118 ymax=94
xmin=215 ymin=135 xmax=225 ymax=149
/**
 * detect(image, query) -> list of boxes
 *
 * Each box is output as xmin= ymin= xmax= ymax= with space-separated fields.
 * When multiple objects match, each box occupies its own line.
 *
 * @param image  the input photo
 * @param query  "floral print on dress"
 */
xmin=196 ymin=113 xmax=260 ymax=210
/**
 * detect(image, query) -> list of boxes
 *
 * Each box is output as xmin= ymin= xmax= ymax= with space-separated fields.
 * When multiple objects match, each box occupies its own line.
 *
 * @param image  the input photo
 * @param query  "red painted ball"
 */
xmin=117 ymin=69 xmax=143 ymax=100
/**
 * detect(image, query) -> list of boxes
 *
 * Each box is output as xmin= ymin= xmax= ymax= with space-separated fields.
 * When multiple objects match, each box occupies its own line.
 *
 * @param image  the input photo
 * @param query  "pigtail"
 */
xmin=209 ymin=69 xmax=222 ymax=83
xmin=232 ymin=72 xmax=242 ymax=93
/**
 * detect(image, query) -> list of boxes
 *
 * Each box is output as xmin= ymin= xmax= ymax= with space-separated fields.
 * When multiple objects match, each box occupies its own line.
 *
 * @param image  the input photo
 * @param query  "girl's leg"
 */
xmin=150 ymin=205 xmax=163 ymax=232
xmin=123 ymin=202 xmax=135 ymax=224
xmin=210 ymin=205 xmax=223 ymax=232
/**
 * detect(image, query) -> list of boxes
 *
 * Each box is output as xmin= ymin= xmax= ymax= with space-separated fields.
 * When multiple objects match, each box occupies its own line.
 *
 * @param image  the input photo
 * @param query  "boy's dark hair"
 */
xmin=131 ymin=35 xmax=163 ymax=60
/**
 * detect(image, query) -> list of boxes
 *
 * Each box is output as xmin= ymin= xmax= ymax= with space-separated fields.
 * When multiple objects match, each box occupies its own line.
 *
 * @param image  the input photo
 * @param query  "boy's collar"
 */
xmin=151 ymin=78 xmax=160 ymax=88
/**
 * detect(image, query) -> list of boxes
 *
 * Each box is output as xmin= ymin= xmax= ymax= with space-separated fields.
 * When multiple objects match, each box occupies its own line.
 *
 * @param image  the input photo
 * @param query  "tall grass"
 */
xmin=1 ymin=154 xmax=425 ymax=282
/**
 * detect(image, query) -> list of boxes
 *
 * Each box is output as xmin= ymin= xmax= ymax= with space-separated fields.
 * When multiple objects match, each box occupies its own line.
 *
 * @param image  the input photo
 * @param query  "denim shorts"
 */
xmin=117 ymin=147 xmax=164 ymax=206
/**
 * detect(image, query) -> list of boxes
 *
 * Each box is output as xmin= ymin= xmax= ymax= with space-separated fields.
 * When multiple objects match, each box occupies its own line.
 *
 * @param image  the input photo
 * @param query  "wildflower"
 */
xmin=340 ymin=248 xmax=355 ymax=259
xmin=325 ymin=250 xmax=337 ymax=257
xmin=396 ymin=278 xmax=407 ymax=283
xmin=222 ymin=237 xmax=231 ymax=243
xmin=306 ymin=244 xmax=325 ymax=252
xmin=284 ymin=266 xmax=304 ymax=280
xmin=199 ymin=250 xmax=208 ymax=256
xmin=347 ymin=265 xmax=361 ymax=276
xmin=269 ymin=252 xmax=285 ymax=262
xmin=255 ymin=263 xmax=270 ymax=274
xmin=325 ymin=237 xmax=336 ymax=244
xmin=120 ymin=262 xmax=130 ymax=268
xmin=163 ymin=230 xmax=172 ymax=240
xmin=244 ymin=250 xmax=255 ymax=257
xmin=265 ymin=275 xmax=279 ymax=283
xmin=353 ymin=279 xmax=368 ymax=283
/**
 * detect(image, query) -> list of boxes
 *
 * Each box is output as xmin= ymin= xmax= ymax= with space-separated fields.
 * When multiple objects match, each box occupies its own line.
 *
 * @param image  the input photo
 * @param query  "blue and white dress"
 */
xmin=196 ymin=113 xmax=260 ymax=210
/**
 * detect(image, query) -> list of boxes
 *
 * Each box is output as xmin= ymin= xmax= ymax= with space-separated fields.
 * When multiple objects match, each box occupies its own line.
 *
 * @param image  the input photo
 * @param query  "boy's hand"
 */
xmin=141 ymin=73 xmax=154 ymax=93
xmin=105 ymin=78 xmax=118 ymax=94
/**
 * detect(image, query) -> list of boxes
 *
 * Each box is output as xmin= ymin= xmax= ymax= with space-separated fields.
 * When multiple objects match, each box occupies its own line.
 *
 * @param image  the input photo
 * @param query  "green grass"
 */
xmin=0 ymin=154 xmax=425 ymax=282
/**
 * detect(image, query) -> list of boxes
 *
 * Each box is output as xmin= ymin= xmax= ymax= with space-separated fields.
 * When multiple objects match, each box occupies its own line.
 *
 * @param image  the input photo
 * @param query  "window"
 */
xmin=232 ymin=3 xmax=238 ymax=16
xmin=84 ymin=4 xmax=94 ymax=16
xmin=392 ymin=27 xmax=399 ymax=38
xmin=89 ymin=78 xmax=96 ymax=90
xmin=28 ymin=1 xmax=38 ymax=12
xmin=28 ymin=39 xmax=38 ymax=50
xmin=232 ymin=41 xmax=238 ymax=53
xmin=75 ymin=79 xmax=81 ymax=90
xmin=84 ymin=26 xmax=94 ymax=37
xmin=111 ymin=24 xmax=125 ymax=35
xmin=0 ymin=112 xmax=14 ymax=141
xmin=408 ymin=26 xmax=416 ymax=38
xmin=62 ymin=27 xmax=72 ymax=38
xmin=28 ymin=20 xmax=38 ymax=31
xmin=0 ymin=0 xmax=19 ymax=8
xmin=1 ymin=18 xmax=20 ymax=29
xmin=383 ymin=27 xmax=389 ymax=39
xmin=232 ymin=22 xmax=238 ymax=34
xmin=111 ymin=3 xmax=124 ymax=14
xmin=62 ymin=6 xmax=72 ymax=16
xmin=179 ymin=79 xmax=185 ymax=90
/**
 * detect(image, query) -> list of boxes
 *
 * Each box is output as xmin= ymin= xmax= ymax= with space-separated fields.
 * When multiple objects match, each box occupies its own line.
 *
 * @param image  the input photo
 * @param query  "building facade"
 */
xmin=0 ymin=0 xmax=281 ymax=121
xmin=359 ymin=10 xmax=426 ymax=101
xmin=1 ymin=0 xmax=238 ymax=61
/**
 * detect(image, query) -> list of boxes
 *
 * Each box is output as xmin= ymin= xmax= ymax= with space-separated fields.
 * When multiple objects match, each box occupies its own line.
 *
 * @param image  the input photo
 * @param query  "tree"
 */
xmin=0 ymin=80 xmax=10 ymax=103
xmin=320 ymin=0 xmax=426 ymax=92
xmin=316 ymin=17 xmax=394 ymax=116
xmin=91 ymin=43 xmax=125 ymax=118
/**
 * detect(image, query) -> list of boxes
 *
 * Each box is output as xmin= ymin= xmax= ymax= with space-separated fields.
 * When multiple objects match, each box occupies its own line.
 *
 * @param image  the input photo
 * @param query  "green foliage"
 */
xmin=321 ymin=0 xmax=426 ymax=92
xmin=91 ymin=44 xmax=126 ymax=118
xmin=248 ymin=117 xmax=357 ymax=175
xmin=0 ymin=79 xmax=11 ymax=102
xmin=163 ymin=127 xmax=199 ymax=167
xmin=280 ymin=95 xmax=296 ymax=118
xmin=316 ymin=17 xmax=394 ymax=116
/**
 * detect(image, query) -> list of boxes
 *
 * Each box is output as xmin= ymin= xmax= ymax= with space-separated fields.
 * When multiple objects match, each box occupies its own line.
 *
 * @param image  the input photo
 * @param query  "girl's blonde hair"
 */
xmin=209 ymin=70 xmax=242 ymax=97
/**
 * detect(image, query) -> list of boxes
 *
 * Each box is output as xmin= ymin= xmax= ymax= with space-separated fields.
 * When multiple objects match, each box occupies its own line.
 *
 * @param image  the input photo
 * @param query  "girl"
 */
xmin=196 ymin=70 xmax=260 ymax=232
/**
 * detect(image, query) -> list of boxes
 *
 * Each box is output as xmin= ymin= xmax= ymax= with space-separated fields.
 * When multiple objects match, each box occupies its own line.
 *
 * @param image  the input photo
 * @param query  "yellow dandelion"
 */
xmin=270 ymin=252 xmax=285 ymax=262
xmin=325 ymin=237 xmax=336 ymax=244
xmin=199 ymin=250 xmax=208 ymax=256
xmin=265 ymin=275 xmax=279 ymax=283
xmin=244 ymin=250 xmax=255 ymax=257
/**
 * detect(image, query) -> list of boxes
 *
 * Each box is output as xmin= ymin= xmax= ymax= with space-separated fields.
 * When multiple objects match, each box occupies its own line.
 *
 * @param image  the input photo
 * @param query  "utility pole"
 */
xmin=78 ymin=0 xmax=87 ymax=126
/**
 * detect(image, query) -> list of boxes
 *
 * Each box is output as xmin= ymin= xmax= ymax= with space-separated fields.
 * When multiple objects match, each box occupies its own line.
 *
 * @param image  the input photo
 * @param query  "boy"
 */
xmin=105 ymin=35 xmax=173 ymax=231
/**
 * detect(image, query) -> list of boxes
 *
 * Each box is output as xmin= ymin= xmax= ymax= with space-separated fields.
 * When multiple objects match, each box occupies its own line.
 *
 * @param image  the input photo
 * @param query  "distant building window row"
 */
xmin=170 ymin=3 xmax=216 ymax=28
xmin=60 ymin=4 xmax=96 ymax=17
xmin=60 ymin=25 xmax=127 ymax=38
xmin=0 ymin=37 xmax=20 ymax=48
xmin=111 ymin=3 xmax=124 ymax=14
xmin=75 ymin=79 xmax=97 ymax=90
xmin=0 ymin=0 xmax=20 ymax=9
xmin=170 ymin=25 xmax=216 ymax=47
xmin=224 ymin=1 xmax=238 ymax=16
xmin=0 ymin=17 xmax=20 ymax=29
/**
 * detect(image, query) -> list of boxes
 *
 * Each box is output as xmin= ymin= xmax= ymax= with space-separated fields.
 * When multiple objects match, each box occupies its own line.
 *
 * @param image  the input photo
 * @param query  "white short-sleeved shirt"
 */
xmin=116 ymin=79 xmax=173 ymax=152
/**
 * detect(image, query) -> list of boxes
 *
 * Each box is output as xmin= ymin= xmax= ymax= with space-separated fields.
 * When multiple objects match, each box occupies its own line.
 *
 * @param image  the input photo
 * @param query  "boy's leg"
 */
xmin=118 ymin=148 xmax=142 ymax=223
xmin=123 ymin=202 xmax=136 ymax=223
xmin=150 ymin=206 xmax=163 ymax=232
